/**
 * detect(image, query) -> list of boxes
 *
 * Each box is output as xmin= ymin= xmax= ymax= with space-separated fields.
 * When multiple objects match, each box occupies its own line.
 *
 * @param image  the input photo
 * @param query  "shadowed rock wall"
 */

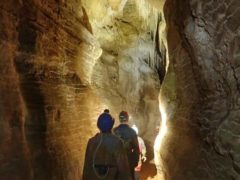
xmin=160 ymin=0 xmax=240 ymax=179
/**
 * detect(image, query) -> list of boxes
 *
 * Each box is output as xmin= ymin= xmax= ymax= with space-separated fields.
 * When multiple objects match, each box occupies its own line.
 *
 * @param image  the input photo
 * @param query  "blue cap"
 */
xmin=97 ymin=113 xmax=114 ymax=132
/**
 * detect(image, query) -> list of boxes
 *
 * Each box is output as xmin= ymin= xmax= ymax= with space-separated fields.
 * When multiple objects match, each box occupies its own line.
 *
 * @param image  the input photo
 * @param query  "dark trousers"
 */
xmin=131 ymin=169 xmax=135 ymax=180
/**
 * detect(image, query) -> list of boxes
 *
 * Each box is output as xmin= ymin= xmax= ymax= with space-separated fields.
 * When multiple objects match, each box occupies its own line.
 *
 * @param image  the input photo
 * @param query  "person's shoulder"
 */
xmin=113 ymin=125 xmax=120 ymax=133
xmin=108 ymin=133 xmax=120 ymax=141
xmin=108 ymin=133 xmax=121 ymax=141
xmin=106 ymin=134 xmax=123 ymax=146
xmin=127 ymin=126 xmax=137 ymax=136
xmin=88 ymin=133 xmax=100 ymax=142
xmin=111 ymin=134 xmax=125 ymax=147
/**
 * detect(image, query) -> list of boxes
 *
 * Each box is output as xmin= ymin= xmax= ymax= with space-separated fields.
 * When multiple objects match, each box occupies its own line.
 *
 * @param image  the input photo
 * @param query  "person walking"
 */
xmin=132 ymin=125 xmax=147 ymax=180
xmin=113 ymin=111 xmax=140 ymax=180
xmin=83 ymin=112 xmax=131 ymax=180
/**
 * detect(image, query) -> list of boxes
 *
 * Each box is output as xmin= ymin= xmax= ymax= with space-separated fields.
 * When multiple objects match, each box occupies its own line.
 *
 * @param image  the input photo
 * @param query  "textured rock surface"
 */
xmin=0 ymin=0 xmax=103 ymax=179
xmin=1 ymin=0 xmax=240 ymax=179
xmin=0 ymin=0 xmax=164 ymax=179
xmin=82 ymin=0 xmax=164 ymax=143
xmin=160 ymin=0 xmax=240 ymax=179
xmin=81 ymin=2 xmax=166 ymax=178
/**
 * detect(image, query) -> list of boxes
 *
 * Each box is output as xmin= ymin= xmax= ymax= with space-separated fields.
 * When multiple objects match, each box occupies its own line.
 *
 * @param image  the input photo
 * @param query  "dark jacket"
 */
xmin=113 ymin=124 xmax=140 ymax=171
xmin=82 ymin=133 xmax=132 ymax=180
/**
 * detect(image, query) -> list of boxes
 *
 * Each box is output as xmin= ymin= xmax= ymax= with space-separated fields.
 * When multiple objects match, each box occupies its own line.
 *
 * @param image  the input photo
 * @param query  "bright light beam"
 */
xmin=154 ymin=104 xmax=167 ymax=151
xmin=154 ymin=103 xmax=168 ymax=176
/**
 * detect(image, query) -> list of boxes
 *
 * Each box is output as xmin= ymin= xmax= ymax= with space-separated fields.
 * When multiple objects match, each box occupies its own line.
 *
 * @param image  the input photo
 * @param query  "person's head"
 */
xmin=97 ymin=113 xmax=114 ymax=133
xmin=103 ymin=109 xmax=109 ymax=114
xmin=119 ymin=111 xmax=129 ymax=123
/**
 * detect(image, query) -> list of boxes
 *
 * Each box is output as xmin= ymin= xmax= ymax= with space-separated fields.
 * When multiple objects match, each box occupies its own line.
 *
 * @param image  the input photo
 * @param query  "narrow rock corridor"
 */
xmin=0 ymin=0 xmax=240 ymax=180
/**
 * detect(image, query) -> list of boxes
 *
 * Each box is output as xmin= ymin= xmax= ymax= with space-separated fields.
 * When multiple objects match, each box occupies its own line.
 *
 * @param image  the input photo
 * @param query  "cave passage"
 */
xmin=1 ymin=0 xmax=240 ymax=180
xmin=80 ymin=0 xmax=168 ymax=179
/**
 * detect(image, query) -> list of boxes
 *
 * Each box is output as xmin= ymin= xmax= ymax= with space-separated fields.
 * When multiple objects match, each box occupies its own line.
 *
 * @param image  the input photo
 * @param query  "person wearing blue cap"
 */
xmin=113 ymin=111 xmax=140 ymax=180
xmin=82 ymin=112 xmax=132 ymax=180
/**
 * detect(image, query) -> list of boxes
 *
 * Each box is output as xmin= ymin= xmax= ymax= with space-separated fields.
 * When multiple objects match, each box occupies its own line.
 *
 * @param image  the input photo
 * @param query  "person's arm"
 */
xmin=115 ymin=141 xmax=132 ymax=180
xmin=82 ymin=140 xmax=91 ymax=180
xmin=139 ymin=137 xmax=147 ymax=162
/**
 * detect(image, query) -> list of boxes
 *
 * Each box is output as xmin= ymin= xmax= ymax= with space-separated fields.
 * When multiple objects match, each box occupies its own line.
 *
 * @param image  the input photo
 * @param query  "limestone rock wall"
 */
xmin=160 ymin=0 xmax=240 ymax=179
xmin=0 ymin=0 xmax=103 ymax=179
xmin=82 ymin=0 xmax=165 ymax=143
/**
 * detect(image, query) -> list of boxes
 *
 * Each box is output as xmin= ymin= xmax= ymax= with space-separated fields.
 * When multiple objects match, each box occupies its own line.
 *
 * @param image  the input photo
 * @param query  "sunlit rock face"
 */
xmin=82 ymin=0 xmax=165 ymax=143
xmin=0 ymin=0 xmax=104 ymax=179
xmin=160 ymin=0 xmax=240 ymax=179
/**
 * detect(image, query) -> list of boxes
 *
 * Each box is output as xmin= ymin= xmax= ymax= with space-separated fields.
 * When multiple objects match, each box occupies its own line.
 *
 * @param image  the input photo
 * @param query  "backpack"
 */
xmin=114 ymin=129 xmax=139 ymax=168
xmin=119 ymin=136 xmax=132 ymax=151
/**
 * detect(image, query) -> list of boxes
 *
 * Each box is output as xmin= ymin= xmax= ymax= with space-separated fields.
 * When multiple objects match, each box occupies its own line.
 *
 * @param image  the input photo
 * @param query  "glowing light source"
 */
xmin=154 ymin=104 xmax=167 ymax=151
xmin=154 ymin=102 xmax=168 ymax=177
